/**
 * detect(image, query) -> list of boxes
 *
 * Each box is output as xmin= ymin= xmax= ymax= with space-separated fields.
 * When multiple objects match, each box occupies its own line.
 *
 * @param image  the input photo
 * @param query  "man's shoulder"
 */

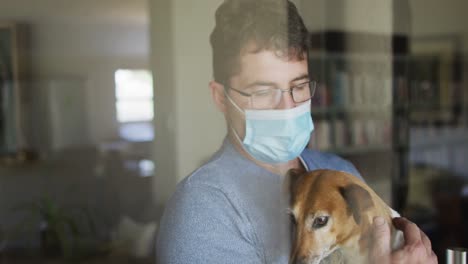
xmin=171 ymin=153 xmax=256 ymax=207
xmin=301 ymin=148 xmax=362 ymax=180
xmin=159 ymin=158 xmax=241 ymax=234
xmin=156 ymin=158 xmax=262 ymax=263
xmin=182 ymin=153 xmax=239 ymax=191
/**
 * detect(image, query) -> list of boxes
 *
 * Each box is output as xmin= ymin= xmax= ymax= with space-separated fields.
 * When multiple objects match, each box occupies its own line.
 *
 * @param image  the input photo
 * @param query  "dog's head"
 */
xmin=288 ymin=169 xmax=375 ymax=264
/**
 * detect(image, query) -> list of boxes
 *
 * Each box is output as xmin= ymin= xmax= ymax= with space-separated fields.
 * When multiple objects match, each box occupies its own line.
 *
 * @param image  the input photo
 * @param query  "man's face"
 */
xmin=225 ymin=49 xmax=309 ymax=140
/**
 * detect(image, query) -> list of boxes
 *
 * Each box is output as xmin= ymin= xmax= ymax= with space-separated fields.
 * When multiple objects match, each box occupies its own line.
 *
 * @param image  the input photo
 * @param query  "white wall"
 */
xmin=410 ymin=0 xmax=468 ymax=37
xmin=298 ymin=0 xmax=393 ymax=34
xmin=297 ymin=0 xmax=327 ymax=32
xmin=410 ymin=0 xmax=468 ymax=53
xmin=299 ymin=0 xmax=468 ymax=52
xmin=149 ymin=0 xmax=226 ymax=206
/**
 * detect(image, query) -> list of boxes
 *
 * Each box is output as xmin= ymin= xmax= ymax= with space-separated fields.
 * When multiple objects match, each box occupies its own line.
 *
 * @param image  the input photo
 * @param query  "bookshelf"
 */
xmin=307 ymin=52 xmax=394 ymax=155
xmin=307 ymin=31 xmax=464 ymax=152
xmin=307 ymin=31 xmax=465 ymax=211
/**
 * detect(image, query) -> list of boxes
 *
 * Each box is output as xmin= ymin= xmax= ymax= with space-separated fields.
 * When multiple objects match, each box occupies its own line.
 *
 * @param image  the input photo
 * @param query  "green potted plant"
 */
xmin=10 ymin=195 xmax=98 ymax=260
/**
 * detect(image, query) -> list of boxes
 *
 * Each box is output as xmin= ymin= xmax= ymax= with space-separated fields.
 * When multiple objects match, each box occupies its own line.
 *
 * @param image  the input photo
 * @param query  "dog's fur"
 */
xmin=288 ymin=169 xmax=403 ymax=264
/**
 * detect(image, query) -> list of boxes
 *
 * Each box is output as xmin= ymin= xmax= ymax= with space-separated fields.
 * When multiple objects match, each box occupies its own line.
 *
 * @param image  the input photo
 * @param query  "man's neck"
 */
xmin=227 ymin=133 xmax=305 ymax=176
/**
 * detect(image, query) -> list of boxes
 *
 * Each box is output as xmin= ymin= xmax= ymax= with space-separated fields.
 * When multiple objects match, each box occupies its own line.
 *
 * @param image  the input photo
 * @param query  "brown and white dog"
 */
xmin=288 ymin=169 xmax=404 ymax=264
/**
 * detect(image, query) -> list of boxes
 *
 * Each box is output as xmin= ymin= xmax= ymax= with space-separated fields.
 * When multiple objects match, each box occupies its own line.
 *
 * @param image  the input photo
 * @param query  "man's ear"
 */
xmin=209 ymin=80 xmax=227 ymax=113
xmin=339 ymin=183 xmax=374 ymax=225
xmin=287 ymin=168 xmax=306 ymax=205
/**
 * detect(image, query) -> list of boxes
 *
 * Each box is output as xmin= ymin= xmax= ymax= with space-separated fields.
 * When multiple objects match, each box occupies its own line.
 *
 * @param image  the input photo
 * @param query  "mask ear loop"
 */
xmin=224 ymin=89 xmax=244 ymax=113
xmin=223 ymin=89 xmax=247 ymax=146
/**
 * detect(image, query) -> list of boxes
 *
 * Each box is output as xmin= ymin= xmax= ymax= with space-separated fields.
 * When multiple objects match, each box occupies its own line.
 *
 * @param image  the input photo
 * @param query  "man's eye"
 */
xmin=294 ymin=82 xmax=309 ymax=90
xmin=253 ymin=89 xmax=274 ymax=97
xmin=312 ymin=216 xmax=329 ymax=229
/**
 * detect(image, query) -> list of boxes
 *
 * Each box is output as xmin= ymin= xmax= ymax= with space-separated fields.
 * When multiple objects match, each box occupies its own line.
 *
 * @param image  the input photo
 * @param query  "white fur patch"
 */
xmin=389 ymin=208 xmax=405 ymax=250
xmin=390 ymin=208 xmax=400 ymax=218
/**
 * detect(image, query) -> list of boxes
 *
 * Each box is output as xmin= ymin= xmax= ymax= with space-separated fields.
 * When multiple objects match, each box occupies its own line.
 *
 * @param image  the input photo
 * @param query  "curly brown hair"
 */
xmin=210 ymin=0 xmax=310 ymax=86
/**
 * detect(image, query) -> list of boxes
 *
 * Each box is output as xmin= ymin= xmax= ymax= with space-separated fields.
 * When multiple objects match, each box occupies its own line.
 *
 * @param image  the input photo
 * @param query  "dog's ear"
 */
xmin=286 ymin=168 xmax=306 ymax=205
xmin=339 ymin=183 xmax=374 ymax=225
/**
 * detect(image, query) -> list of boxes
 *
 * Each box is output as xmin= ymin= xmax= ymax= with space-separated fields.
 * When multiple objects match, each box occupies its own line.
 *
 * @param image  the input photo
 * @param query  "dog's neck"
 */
xmin=341 ymin=246 xmax=368 ymax=264
xmin=337 ymin=212 xmax=403 ymax=264
xmin=321 ymin=239 xmax=367 ymax=264
xmin=334 ymin=213 xmax=384 ymax=264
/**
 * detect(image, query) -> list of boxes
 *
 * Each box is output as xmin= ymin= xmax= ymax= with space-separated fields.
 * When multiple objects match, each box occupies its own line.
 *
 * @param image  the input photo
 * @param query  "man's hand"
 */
xmin=369 ymin=216 xmax=438 ymax=264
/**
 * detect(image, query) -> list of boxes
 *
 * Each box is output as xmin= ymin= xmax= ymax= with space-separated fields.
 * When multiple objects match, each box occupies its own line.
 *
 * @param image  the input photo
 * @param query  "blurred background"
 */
xmin=0 ymin=0 xmax=466 ymax=263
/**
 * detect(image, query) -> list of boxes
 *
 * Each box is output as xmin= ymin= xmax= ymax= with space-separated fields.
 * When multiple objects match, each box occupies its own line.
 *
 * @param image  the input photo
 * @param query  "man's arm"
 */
xmin=369 ymin=216 xmax=438 ymax=264
xmin=156 ymin=182 xmax=263 ymax=264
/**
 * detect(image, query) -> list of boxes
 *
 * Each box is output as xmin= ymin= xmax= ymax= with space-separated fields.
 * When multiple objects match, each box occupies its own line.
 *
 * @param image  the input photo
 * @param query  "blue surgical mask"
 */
xmin=226 ymin=93 xmax=314 ymax=164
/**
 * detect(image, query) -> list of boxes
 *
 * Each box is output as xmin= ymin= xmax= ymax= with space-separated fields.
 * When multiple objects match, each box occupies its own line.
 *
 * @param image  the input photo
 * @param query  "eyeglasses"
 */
xmin=227 ymin=80 xmax=317 ymax=110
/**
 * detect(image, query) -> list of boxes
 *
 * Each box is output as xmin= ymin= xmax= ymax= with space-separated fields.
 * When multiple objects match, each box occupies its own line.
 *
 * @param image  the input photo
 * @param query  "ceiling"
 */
xmin=0 ymin=0 xmax=149 ymax=25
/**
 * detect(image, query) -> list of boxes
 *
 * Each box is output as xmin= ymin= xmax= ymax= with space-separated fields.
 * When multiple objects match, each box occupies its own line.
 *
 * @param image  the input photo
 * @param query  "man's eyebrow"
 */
xmin=291 ymin=74 xmax=309 ymax=83
xmin=243 ymin=74 xmax=310 ymax=89
xmin=245 ymin=81 xmax=276 ymax=89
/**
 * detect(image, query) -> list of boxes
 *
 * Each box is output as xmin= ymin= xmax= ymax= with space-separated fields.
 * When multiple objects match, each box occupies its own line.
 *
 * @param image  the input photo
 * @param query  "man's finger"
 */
xmin=420 ymin=230 xmax=432 ymax=256
xmin=393 ymin=217 xmax=422 ymax=245
xmin=369 ymin=216 xmax=391 ymax=262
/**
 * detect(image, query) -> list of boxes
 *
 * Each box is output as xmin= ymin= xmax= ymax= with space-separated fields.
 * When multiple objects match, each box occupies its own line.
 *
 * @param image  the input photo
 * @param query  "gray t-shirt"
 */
xmin=156 ymin=138 xmax=362 ymax=264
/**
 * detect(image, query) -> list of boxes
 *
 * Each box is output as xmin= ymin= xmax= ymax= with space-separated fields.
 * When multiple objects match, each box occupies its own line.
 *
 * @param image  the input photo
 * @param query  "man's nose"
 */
xmin=277 ymin=90 xmax=296 ymax=109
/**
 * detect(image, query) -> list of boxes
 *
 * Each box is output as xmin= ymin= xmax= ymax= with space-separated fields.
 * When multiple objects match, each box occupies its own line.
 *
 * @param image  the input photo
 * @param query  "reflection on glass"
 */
xmin=0 ymin=1 xmax=157 ymax=262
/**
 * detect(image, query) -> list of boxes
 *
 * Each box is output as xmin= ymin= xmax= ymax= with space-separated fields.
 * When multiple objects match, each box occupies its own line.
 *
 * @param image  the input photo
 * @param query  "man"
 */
xmin=156 ymin=0 xmax=437 ymax=263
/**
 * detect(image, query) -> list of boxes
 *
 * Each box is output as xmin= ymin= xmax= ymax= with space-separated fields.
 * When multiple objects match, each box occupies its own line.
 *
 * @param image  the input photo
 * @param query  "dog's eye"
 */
xmin=312 ymin=216 xmax=329 ymax=229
